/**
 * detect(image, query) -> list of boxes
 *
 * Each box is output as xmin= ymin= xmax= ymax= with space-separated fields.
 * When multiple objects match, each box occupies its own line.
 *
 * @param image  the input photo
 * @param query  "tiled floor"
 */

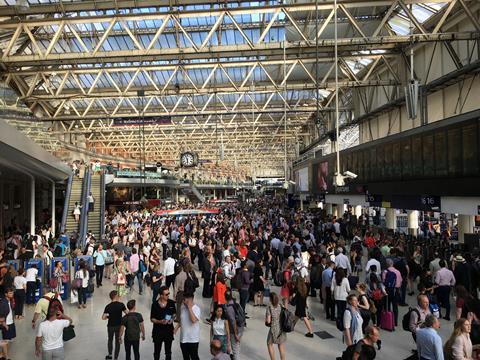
xmin=9 ymin=275 xmax=454 ymax=360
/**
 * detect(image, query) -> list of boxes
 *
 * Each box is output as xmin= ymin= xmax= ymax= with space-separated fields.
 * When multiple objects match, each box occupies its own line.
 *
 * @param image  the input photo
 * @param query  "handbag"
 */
xmin=116 ymin=273 xmax=126 ymax=285
xmin=263 ymin=285 xmax=271 ymax=298
xmin=63 ymin=325 xmax=76 ymax=341
xmin=62 ymin=274 xmax=69 ymax=283
xmin=48 ymin=278 xmax=58 ymax=289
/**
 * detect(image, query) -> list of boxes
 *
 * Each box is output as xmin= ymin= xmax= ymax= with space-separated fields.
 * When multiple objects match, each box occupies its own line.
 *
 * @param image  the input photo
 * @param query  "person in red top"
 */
xmin=280 ymin=261 xmax=293 ymax=308
xmin=238 ymin=241 xmax=248 ymax=260
xmin=213 ymin=273 xmax=227 ymax=307
xmin=364 ymin=233 xmax=376 ymax=249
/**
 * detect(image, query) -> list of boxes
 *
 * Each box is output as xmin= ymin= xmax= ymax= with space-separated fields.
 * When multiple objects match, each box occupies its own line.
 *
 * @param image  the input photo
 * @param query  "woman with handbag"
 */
xmin=75 ymin=261 xmax=89 ymax=309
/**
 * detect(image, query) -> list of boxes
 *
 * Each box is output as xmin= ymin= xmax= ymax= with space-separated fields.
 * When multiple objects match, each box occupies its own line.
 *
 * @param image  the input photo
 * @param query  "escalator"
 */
xmin=86 ymin=172 xmax=104 ymax=240
xmin=179 ymin=180 xmax=205 ymax=203
xmin=62 ymin=176 xmax=83 ymax=238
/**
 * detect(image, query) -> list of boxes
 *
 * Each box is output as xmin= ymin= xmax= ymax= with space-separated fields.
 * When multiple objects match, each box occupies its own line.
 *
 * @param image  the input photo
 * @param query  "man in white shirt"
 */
xmin=26 ymin=265 xmax=39 ymax=305
xmin=35 ymin=309 xmax=72 ymax=359
xmin=334 ymin=248 xmax=351 ymax=274
xmin=164 ymin=252 xmax=176 ymax=292
xmin=174 ymin=293 xmax=200 ymax=360
xmin=365 ymin=256 xmax=381 ymax=276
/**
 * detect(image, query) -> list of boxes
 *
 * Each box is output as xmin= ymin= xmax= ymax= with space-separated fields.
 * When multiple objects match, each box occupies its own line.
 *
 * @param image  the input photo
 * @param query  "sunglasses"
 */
xmin=163 ymin=293 xmax=170 ymax=296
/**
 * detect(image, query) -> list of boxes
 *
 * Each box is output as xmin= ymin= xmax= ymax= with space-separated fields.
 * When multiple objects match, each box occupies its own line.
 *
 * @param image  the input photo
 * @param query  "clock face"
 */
xmin=180 ymin=152 xmax=195 ymax=167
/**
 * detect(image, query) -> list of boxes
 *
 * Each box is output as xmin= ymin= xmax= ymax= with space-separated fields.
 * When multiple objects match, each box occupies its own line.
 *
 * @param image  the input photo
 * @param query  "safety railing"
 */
xmin=60 ymin=174 xmax=73 ymax=233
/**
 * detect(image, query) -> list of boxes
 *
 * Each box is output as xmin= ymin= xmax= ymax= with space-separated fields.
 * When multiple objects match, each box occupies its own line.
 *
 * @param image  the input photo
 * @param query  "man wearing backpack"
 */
xmin=382 ymin=259 xmax=402 ymax=327
xmin=119 ymin=300 xmax=145 ymax=360
xmin=31 ymin=290 xmax=64 ymax=329
xmin=407 ymin=294 xmax=431 ymax=342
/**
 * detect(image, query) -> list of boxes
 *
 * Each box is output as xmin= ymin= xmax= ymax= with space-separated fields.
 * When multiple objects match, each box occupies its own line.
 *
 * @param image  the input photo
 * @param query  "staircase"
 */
xmin=87 ymin=174 xmax=103 ymax=240
xmin=64 ymin=177 xmax=83 ymax=236
xmin=179 ymin=181 xmax=205 ymax=203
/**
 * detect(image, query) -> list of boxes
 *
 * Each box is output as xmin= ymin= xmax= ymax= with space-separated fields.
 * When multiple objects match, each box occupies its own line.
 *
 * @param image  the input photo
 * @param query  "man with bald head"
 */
xmin=210 ymin=339 xmax=230 ymax=360
xmin=409 ymin=294 xmax=432 ymax=342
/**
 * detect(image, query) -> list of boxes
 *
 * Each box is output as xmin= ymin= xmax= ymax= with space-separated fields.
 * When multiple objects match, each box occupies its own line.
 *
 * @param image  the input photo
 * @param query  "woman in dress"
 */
xmin=253 ymin=260 xmax=267 ymax=307
xmin=265 ymin=292 xmax=286 ymax=360
xmin=113 ymin=258 xmax=128 ymax=298
xmin=280 ymin=262 xmax=293 ymax=308
xmin=293 ymin=277 xmax=314 ymax=338
xmin=73 ymin=202 xmax=81 ymax=223
xmin=53 ymin=261 xmax=65 ymax=294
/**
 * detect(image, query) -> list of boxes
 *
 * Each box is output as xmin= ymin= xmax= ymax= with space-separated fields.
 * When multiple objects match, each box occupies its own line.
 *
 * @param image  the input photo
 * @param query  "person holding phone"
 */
xmin=151 ymin=286 xmax=176 ymax=360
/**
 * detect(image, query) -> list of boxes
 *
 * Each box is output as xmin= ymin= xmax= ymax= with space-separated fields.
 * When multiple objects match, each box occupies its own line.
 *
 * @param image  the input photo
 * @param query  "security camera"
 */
xmin=343 ymin=171 xmax=358 ymax=179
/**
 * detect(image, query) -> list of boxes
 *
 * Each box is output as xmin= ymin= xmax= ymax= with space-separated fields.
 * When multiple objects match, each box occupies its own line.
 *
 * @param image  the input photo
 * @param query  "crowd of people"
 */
xmin=0 ymin=197 xmax=480 ymax=359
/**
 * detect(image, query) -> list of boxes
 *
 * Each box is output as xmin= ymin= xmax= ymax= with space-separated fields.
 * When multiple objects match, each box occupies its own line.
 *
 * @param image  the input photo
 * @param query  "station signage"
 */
xmin=113 ymin=116 xmax=172 ymax=126
xmin=420 ymin=195 xmax=441 ymax=211
xmin=365 ymin=194 xmax=382 ymax=206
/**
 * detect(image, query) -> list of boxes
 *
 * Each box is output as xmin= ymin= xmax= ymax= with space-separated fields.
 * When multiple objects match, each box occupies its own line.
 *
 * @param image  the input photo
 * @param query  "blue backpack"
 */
xmin=384 ymin=270 xmax=397 ymax=289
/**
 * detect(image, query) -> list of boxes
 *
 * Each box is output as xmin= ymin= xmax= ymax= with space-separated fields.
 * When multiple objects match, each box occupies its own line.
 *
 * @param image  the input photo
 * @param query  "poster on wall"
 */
xmin=295 ymin=167 xmax=309 ymax=192
xmin=314 ymin=161 xmax=329 ymax=192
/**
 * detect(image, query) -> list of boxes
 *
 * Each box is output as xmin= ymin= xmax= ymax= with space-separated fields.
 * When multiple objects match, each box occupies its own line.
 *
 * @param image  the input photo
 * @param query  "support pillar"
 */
xmin=325 ymin=203 xmax=333 ymax=216
xmin=176 ymin=188 xmax=179 ymax=203
xmin=408 ymin=210 xmax=419 ymax=236
xmin=225 ymin=189 xmax=228 ymax=199
xmin=354 ymin=205 xmax=362 ymax=218
xmin=30 ymin=176 xmax=35 ymax=235
xmin=213 ymin=189 xmax=216 ymax=199
xmin=51 ymin=181 xmax=56 ymax=237
xmin=300 ymin=199 xmax=304 ymax=211
xmin=457 ymin=214 xmax=475 ymax=243
xmin=337 ymin=203 xmax=345 ymax=217
xmin=385 ymin=208 xmax=396 ymax=230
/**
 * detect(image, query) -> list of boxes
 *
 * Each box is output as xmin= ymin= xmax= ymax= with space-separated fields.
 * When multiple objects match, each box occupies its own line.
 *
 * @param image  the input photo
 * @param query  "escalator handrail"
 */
xmin=100 ymin=170 xmax=106 ymax=240
xmin=79 ymin=170 xmax=91 ymax=248
xmin=60 ymin=174 xmax=73 ymax=233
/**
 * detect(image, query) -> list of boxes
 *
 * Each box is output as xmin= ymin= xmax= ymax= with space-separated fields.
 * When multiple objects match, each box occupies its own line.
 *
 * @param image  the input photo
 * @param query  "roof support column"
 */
xmin=30 ymin=175 xmax=35 ymax=235
xmin=51 ymin=181 xmax=56 ymax=237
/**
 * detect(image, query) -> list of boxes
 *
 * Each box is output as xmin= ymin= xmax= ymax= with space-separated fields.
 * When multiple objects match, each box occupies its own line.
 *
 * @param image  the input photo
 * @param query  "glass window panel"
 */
xmin=401 ymin=138 xmax=412 ymax=178
xmin=435 ymin=131 xmax=447 ymax=176
xmin=392 ymin=142 xmax=401 ymax=178
xmin=447 ymin=128 xmax=462 ymax=175
xmin=412 ymin=136 xmax=423 ymax=176
xmin=462 ymin=124 xmax=478 ymax=175
xmin=423 ymin=134 xmax=434 ymax=177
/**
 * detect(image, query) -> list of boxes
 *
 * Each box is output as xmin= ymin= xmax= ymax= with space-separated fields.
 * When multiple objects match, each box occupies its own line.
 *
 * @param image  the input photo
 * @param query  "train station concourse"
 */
xmin=0 ymin=1 xmax=479 ymax=359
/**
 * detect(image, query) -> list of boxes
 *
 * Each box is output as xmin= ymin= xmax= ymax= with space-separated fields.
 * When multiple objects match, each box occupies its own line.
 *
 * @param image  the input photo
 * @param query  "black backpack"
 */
xmin=184 ymin=272 xmax=199 ymax=294
xmin=402 ymin=307 xmax=420 ymax=331
xmin=228 ymin=301 xmax=246 ymax=328
xmin=341 ymin=340 xmax=365 ymax=360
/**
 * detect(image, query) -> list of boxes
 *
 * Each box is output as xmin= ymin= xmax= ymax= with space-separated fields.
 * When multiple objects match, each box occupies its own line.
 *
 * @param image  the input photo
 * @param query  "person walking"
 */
xmin=409 ymin=294 xmax=432 ymax=342
xmin=293 ymin=277 xmax=314 ymax=338
xmin=416 ymin=314 xmax=444 ymax=360
xmin=210 ymin=339 xmax=231 ymax=360
xmin=93 ymin=244 xmax=107 ymax=288
xmin=35 ymin=309 xmax=73 ymax=360
xmin=265 ymin=292 xmax=286 ymax=360
xmin=75 ymin=261 xmax=89 ymax=309
xmin=13 ymin=268 xmax=27 ymax=319
xmin=102 ymin=290 xmax=128 ymax=360
xmin=210 ymin=305 xmax=231 ymax=355
xmin=444 ymin=318 xmax=474 ymax=360
xmin=174 ymin=292 xmax=201 ymax=360
xmin=434 ymin=260 xmax=456 ymax=321
xmin=151 ymin=286 xmax=176 ymax=360
xmin=128 ymin=248 xmax=143 ymax=295
xmin=73 ymin=202 xmax=81 ymax=223
xmin=119 ymin=300 xmax=145 ymax=360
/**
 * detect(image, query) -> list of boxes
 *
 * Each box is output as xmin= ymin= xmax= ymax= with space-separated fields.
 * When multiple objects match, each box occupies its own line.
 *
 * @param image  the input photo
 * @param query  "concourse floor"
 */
xmin=10 ymin=276 xmax=454 ymax=360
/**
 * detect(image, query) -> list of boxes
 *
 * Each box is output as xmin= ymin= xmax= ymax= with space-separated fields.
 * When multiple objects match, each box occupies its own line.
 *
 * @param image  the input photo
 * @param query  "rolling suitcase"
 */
xmin=380 ymin=295 xmax=395 ymax=331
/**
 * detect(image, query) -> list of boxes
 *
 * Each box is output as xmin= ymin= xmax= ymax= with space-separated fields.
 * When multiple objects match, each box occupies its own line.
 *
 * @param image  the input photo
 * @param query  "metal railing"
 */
xmin=60 ymin=174 xmax=73 ymax=233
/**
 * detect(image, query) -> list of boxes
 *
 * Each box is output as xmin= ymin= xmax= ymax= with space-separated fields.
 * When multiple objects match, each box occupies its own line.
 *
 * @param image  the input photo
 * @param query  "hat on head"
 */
xmin=454 ymin=255 xmax=466 ymax=263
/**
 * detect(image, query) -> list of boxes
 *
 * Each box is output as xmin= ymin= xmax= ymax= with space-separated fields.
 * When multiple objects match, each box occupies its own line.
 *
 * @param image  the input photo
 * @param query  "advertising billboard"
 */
xmin=295 ymin=167 xmax=309 ymax=192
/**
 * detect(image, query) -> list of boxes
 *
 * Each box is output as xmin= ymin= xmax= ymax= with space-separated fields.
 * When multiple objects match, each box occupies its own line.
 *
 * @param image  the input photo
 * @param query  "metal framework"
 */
xmin=0 ymin=0 xmax=478 ymax=174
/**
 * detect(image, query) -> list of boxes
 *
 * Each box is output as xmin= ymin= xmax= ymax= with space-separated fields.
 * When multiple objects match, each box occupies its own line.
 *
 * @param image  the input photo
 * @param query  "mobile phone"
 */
xmin=165 ymin=314 xmax=172 ymax=321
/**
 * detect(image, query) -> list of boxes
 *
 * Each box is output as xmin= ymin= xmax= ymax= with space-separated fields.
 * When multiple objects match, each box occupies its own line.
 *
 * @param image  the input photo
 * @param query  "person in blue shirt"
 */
xmin=416 ymin=314 xmax=444 ymax=360
xmin=93 ymin=244 xmax=108 ymax=288
xmin=322 ymin=261 xmax=336 ymax=321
